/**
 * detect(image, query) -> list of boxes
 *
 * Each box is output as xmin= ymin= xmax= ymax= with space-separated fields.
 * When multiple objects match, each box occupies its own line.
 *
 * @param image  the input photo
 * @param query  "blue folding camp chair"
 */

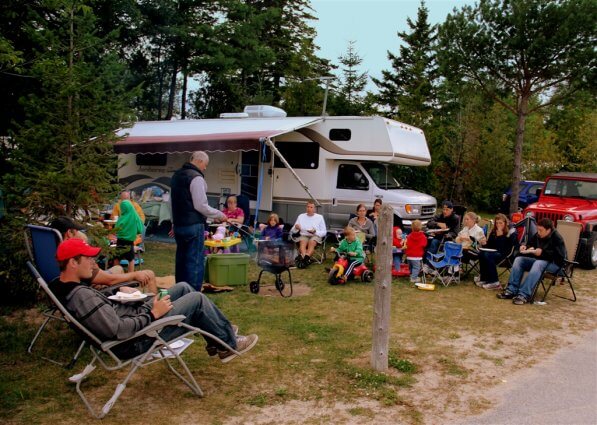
xmin=24 ymin=224 xmax=86 ymax=366
xmin=427 ymin=241 xmax=463 ymax=286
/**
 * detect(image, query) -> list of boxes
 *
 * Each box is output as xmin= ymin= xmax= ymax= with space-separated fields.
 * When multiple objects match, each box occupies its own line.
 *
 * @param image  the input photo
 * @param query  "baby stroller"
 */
xmin=249 ymin=240 xmax=296 ymax=297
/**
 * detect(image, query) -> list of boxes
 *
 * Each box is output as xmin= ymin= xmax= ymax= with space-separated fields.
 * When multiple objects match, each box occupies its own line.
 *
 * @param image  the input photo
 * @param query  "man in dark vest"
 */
xmin=171 ymin=151 xmax=226 ymax=291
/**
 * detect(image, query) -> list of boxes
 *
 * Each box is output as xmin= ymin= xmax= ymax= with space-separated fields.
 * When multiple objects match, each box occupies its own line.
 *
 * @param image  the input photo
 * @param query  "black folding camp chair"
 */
xmin=27 ymin=261 xmax=238 ymax=419
xmin=531 ymin=220 xmax=582 ymax=303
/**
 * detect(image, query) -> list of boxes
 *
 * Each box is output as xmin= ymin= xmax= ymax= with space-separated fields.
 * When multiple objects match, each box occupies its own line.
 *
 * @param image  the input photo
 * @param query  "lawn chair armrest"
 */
xmin=100 ymin=315 xmax=186 ymax=350
xmin=428 ymin=252 xmax=445 ymax=261
xmin=98 ymin=281 xmax=140 ymax=295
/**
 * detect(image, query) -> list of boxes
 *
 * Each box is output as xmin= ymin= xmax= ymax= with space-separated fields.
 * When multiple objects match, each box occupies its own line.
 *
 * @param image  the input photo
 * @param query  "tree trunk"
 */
xmin=181 ymin=67 xmax=188 ymax=120
xmin=509 ymin=95 xmax=529 ymax=215
xmin=165 ymin=59 xmax=178 ymax=120
xmin=371 ymin=204 xmax=393 ymax=372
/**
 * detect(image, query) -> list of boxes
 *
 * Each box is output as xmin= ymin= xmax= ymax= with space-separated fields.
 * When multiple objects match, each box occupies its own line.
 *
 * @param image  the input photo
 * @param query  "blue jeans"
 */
xmin=174 ymin=223 xmax=205 ymax=291
xmin=160 ymin=282 xmax=236 ymax=349
xmin=425 ymin=238 xmax=441 ymax=263
xmin=392 ymin=247 xmax=402 ymax=269
xmin=408 ymin=259 xmax=422 ymax=280
xmin=506 ymin=256 xmax=559 ymax=299
xmin=115 ymin=282 xmax=236 ymax=358
xmin=479 ymin=250 xmax=504 ymax=283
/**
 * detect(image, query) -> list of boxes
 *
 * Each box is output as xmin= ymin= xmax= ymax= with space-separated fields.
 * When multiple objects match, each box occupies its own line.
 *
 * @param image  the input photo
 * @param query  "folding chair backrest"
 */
xmin=25 ymin=225 xmax=63 ymax=282
xmin=514 ymin=216 xmax=537 ymax=246
xmin=556 ymin=220 xmax=582 ymax=262
xmin=444 ymin=242 xmax=463 ymax=265
xmin=478 ymin=218 xmax=492 ymax=236
xmin=26 ymin=261 xmax=104 ymax=348
xmin=234 ymin=194 xmax=251 ymax=227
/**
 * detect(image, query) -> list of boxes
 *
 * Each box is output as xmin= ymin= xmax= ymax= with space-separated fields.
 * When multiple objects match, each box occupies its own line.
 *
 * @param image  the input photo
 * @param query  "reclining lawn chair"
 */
xmin=427 ymin=241 xmax=463 ymax=286
xmin=23 ymin=224 xmax=86 ymax=367
xmin=531 ymin=220 xmax=582 ymax=303
xmin=24 ymin=224 xmax=137 ymax=367
xmin=27 ymin=261 xmax=238 ymax=419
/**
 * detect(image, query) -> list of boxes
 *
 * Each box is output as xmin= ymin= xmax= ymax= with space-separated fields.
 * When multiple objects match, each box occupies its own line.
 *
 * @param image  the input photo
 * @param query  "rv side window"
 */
xmin=329 ymin=129 xmax=351 ymax=141
xmin=273 ymin=142 xmax=319 ymax=169
xmin=337 ymin=164 xmax=369 ymax=191
xmin=135 ymin=153 xmax=167 ymax=166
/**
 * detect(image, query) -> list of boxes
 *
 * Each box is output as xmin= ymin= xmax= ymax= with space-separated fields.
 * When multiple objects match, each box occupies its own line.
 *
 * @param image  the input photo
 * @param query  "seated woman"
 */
xmin=366 ymin=198 xmax=382 ymax=223
xmin=222 ymin=195 xmax=245 ymax=225
xmin=456 ymin=212 xmax=487 ymax=250
xmin=476 ymin=213 xmax=515 ymax=290
xmin=348 ymin=204 xmax=376 ymax=248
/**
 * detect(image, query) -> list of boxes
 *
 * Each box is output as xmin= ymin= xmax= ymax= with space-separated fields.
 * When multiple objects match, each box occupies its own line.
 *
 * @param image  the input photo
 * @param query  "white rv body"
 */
xmin=115 ymin=113 xmax=437 ymax=229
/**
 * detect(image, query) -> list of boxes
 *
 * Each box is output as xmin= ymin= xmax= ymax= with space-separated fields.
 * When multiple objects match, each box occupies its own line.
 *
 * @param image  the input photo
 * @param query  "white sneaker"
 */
xmin=482 ymin=282 xmax=502 ymax=290
xmin=474 ymin=277 xmax=486 ymax=287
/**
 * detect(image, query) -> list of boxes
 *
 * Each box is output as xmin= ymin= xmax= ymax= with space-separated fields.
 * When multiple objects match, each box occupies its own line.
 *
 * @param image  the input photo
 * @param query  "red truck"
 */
xmin=523 ymin=172 xmax=597 ymax=269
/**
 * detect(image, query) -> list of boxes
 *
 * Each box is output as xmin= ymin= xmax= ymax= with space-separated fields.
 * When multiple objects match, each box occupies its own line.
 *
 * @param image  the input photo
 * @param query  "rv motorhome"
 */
xmin=115 ymin=106 xmax=437 ymax=230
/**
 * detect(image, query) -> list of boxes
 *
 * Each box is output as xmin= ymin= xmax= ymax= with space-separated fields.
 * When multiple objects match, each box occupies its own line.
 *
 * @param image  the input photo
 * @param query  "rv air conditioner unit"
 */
xmin=244 ymin=105 xmax=287 ymax=118
xmin=219 ymin=112 xmax=249 ymax=119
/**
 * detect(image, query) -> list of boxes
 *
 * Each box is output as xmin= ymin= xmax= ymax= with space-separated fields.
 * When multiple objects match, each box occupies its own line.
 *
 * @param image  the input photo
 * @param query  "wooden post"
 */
xmin=371 ymin=203 xmax=393 ymax=371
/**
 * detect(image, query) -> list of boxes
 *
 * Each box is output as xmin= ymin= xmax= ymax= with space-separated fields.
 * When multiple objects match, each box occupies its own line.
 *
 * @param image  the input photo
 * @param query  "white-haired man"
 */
xmin=171 ymin=151 xmax=226 ymax=291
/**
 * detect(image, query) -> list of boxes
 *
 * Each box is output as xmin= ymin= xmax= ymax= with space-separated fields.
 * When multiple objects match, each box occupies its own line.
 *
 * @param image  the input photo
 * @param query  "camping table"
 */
xmin=141 ymin=201 xmax=171 ymax=225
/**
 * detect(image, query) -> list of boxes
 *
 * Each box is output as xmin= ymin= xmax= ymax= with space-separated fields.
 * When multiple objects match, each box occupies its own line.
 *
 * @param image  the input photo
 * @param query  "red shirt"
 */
xmin=223 ymin=207 xmax=244 ymax=221
xmin=405 ymin=231 xmax=428 ymax=258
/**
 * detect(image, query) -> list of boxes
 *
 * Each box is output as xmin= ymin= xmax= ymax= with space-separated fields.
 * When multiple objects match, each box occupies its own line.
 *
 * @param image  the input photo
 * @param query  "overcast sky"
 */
xmin=310 ymin=0 xmax=476 ymax=91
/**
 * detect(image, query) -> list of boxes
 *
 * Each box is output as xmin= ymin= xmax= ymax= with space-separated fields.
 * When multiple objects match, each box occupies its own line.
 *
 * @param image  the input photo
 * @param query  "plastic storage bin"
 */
xmin=206 ymin=253 xmax=249 ymax=285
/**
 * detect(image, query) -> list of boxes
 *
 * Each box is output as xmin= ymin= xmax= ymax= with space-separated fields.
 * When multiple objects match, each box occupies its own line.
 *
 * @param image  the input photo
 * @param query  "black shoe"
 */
xmin=496 ymin=290 xmax=515 ymax=299
xmin=512 ymin=295 xmax=528 ymax=305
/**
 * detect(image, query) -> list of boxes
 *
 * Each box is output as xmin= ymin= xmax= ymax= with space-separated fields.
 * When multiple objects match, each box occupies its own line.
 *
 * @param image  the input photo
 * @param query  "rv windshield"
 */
xmin=362 ymin=163 xmax=401 ymax=190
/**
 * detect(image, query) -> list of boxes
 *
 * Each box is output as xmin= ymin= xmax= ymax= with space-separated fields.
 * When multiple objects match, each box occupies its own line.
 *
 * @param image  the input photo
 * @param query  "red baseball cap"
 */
xmin=56 ymin=238 xmax=101 ymax=261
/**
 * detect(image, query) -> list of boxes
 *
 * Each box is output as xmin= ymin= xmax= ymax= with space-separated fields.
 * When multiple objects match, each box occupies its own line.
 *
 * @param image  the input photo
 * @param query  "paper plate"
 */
xmin=165 ymin=340 xmax=185 ymax=350
xmin=415 ymin=283 xmax=436 ymax=291
xmin=108 ymin=293 xmax=148 ymax=303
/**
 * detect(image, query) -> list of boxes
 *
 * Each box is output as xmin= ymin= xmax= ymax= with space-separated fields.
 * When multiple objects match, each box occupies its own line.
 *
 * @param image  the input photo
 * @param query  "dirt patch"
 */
xmin=255 ymin=283 xmax=311 ymax=297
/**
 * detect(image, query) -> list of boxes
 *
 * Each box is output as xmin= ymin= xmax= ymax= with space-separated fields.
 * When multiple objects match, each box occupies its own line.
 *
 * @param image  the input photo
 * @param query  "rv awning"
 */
xmin=114 ymin=117 xmax=322 ymax=154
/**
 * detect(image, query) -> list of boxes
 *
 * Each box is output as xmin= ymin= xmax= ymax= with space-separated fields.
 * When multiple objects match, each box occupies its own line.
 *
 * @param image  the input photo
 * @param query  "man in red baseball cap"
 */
xmin=50 ymin=239 xmax=258 ymax=362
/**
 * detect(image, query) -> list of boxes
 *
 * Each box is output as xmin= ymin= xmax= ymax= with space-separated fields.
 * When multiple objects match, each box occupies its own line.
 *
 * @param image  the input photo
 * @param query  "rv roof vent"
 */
xmin=244 ymin=105 xmax=287 ymax=118
xmin=219 ymin=112 xmax=249 ymax=119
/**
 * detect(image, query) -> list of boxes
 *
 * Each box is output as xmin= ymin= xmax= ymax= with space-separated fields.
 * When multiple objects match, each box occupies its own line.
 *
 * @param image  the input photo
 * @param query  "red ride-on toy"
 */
xmin=328 ymin=254 xmax=374 ymax=285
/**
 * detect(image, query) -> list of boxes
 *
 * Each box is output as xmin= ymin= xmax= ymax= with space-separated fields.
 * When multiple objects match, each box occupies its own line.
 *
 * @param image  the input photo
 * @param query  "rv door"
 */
xmin=329 ymin=162 xmax=375 ymax=228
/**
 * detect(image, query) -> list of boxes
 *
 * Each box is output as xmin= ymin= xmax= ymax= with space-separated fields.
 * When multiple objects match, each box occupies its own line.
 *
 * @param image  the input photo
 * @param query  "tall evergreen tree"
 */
xmin=373 ymin=1 xmax=437 ymax=127
xmin=438 ymin=0 xmax=596 ymax=214
xmin=4 ymin=0 xmax=136 ymax=218
xmin=329 ymin=40 xmax=368 ymax=116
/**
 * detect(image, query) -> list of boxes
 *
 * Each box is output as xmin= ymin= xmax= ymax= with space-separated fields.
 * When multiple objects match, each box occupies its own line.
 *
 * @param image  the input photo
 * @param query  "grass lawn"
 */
xmin=1 ymin=241 xmax=595 ymax=424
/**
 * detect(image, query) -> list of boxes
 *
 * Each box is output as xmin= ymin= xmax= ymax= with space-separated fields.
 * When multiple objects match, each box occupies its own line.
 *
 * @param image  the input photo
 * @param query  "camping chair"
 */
xmin=289 ymin=230 xmax=328 ymax=268
xmin=427 ymin=241 xmax=463 ymax=286
xmin=26 ymin=261 xmax=238 ymax=419
xmin=461 ymin=218 xmax=492 ymax=279
xmin=531 ymin=220 xmax=582 ymax=303
xmin=23 ymin=224 xmax=82 ymax=366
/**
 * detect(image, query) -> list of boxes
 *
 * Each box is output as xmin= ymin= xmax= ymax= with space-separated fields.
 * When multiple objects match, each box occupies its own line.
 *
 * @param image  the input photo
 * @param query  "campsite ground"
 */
xmin=1 ymin=241 xmax=595 ymax=424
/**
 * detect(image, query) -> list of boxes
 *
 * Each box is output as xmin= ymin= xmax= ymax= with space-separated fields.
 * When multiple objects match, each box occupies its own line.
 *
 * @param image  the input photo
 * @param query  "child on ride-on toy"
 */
xmin=329 ymin=227 xmax=372 ymax=284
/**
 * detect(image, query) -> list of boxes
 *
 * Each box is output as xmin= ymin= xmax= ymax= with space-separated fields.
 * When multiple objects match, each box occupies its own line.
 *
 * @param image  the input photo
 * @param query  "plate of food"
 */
xmin=108 ymin=291 xmax=148 ymax=303
xmin=415 ymin=282 xmax=436 ymax=291
xmin=478 ymin=247 xmax=497 ymax=252
xmin=519 ymin=248 xmax=536 ymax=255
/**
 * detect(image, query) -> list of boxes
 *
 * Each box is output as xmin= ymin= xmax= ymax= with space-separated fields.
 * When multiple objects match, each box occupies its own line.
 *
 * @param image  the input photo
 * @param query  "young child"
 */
xmin=405 ymin=219 xmax=427 ymax=283
xmin=222 ymin=196 xmax=244 ymax=225
xmin=115 ymin=200 xmax=144 ymax=273
xmin=335 ymin=226 xmax=365 ymax=280
xmin=262 ymin=213 xmax=283 ymax=240
xmin=392 ymin=225 xmax=404 ymax=270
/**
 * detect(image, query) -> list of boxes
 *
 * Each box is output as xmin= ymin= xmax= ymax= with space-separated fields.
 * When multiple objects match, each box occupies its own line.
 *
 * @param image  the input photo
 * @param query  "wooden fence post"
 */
xmin=371 ymin=203 xmax=393 ymax=372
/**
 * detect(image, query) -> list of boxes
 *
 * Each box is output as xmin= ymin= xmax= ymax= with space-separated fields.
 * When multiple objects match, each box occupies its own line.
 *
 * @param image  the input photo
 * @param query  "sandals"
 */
xmin=512 ymin=295 xmax=528 ymax=305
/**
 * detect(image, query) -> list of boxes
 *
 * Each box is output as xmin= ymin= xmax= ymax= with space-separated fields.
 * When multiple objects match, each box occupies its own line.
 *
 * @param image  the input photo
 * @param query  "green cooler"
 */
xmin=206 ymin=253 xmax=249 ymax=285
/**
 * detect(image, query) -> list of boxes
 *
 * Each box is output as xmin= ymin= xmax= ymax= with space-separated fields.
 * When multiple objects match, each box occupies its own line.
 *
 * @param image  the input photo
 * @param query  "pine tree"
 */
xmin=330 ymin=41 xmax=368 ymax=116
xmin=373 ymin=1 xmax=437 ymax=127
xmin=4 ymin=0 xmax=136 ymax=218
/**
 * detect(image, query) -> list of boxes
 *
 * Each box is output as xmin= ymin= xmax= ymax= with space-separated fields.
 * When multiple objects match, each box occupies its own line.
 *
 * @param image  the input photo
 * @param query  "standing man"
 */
xmin=171 ymin=151 xmax=226 ymax=291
